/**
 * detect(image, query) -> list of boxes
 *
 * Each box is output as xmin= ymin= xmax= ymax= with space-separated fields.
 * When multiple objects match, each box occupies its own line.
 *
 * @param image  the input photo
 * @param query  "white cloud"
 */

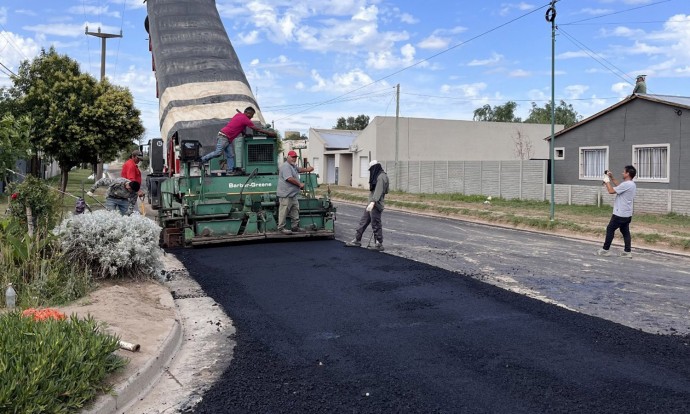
xmin=0 ymin=31 xmax=41 ymax=71
xmin=0 ymin=7 xmax=7 ymax=25
xmin=237 ymin=30 xmax=261 ymax=45
xmin=308 ymin=68 xmax=376 ymax=92
xmin=611 ymin=82 xmax=632 ymax=98
xmin=579 ymin=8 xmax=613 ymax=15
xmin=68 ymin=6 xmax=120 ymax=19
xmin=600 ymin=26 xmax=645 ymax=38
xmin=15 ymin=9 xmax=37 ymax=17
xmin=399 ymin=13 xmax=418 ymax=24
xmin=440 ymin=82 xmax=487 ymax=99
xmin=564 ymin=85 xmax=589 ymax=99
xmin=499 ymin=2 xmax=535 ymax=17
xmin=509 ymin=69 xmax=531 ymax=77
xmin=417 ymin=35 xmax=449 ymax=50
xmin=556 ymin=51 xmax=591 ymax=59
xmin=467 ymin=53 xmax=504 ymax=67
xmin=366 ymin=43 xmax=416 ymax=70
xmin=23 ymin=22 xmax=121 ymax=38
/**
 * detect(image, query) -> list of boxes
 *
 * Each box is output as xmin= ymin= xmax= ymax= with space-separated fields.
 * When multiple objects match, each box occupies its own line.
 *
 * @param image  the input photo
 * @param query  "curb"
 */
xmin=84 ymin=308 xmax=184 ymax=414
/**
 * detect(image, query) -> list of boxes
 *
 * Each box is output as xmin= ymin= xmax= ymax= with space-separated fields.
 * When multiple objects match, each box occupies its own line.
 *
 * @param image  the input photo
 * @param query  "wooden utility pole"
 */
xmin=85 ymin=26 xmax=122 ymax=180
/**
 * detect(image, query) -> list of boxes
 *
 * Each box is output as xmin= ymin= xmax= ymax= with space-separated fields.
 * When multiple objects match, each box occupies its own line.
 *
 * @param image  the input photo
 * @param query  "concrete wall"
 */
xmin=346 ymin=117 xmax=559 ymax=189
xmin=371 ymin=159 xmax=690 ymax=215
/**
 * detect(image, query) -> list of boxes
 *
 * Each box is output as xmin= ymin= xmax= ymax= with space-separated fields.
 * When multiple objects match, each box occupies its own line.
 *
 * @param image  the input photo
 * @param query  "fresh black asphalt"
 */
xmin=173 ymin=237 xmax=690 ymax=414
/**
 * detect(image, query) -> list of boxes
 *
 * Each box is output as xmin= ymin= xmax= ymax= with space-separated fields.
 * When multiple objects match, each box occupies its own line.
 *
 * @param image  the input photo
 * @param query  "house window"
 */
xmin=579 ymin=146 xmax=608 ymax=180
xmin=312 ymin=157 xmax=320 ymax=175
xmin=633 ymin=144 xmax=669 ymax=182
xmin=359 ymin=156 xmax=369 ymax=178
xmin=555 ymin=147 xmax=564 ymax=160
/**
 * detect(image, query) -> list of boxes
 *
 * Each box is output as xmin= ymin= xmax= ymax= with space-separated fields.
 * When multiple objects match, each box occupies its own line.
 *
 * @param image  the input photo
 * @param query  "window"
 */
xmin=312 ymin=157 xmax=320 ymax=175
xmin=633 ymin=144 xmax=669 ymax=182
xmin=359 ymin=156 xmax=369 ymax=178
xmin=579 ymin=146 xmax=608 ymax=180
xmin=555 ymin=147 xmax=565 ymax=160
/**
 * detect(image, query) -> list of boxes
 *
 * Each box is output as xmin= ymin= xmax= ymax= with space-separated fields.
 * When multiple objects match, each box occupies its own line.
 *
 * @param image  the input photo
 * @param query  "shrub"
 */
xmin=6 ymin=175 xmax=61 ymax=234
xmin=0 ymin=311 xmax=126 ymax=413
xmin=0 ymin=218 xmax=92 ymax=308
xmin=53 ymin=210 xmax=163 ymax=280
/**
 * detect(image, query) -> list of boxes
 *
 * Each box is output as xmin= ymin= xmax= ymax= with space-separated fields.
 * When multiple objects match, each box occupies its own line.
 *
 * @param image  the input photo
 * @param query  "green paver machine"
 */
xmin=150 ymin=132 xmax=336 ymax=247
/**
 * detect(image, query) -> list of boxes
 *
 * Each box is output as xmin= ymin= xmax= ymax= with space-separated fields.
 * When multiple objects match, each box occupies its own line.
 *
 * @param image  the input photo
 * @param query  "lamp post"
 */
xmin=546 ymin=1 xmax=558 ymax=221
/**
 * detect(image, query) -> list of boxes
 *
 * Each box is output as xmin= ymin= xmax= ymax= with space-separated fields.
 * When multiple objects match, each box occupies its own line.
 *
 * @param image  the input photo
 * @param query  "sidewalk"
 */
xmin=58 ymin=273 xmax=182 ymax=413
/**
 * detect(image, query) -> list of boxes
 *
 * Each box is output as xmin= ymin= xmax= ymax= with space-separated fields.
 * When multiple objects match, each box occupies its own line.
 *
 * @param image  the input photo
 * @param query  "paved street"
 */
xmin=168 ymin=203 xmax=690 ymax=413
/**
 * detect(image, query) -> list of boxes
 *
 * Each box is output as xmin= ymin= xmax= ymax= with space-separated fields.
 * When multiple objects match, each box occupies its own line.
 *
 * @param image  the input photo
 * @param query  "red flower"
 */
xmin=22 ymin=308 xmax=67 ymax=321
xmin=11 ymin=193 xmax=18 ymax=200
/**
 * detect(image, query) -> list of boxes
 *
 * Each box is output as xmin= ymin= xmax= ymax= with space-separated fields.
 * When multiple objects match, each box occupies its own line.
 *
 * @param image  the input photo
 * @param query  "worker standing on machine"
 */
xmin=198 ymin=107 xmax=277 ymax=175
xmin=345 ymin=160 xmax=389 ymax=251
xmin=277 ymin=150 xmax=314 ymax=235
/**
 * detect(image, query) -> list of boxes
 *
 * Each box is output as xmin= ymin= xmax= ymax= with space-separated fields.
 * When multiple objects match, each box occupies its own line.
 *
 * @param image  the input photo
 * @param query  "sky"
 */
xmin=0 ymin=0 xmax=688 ymax=142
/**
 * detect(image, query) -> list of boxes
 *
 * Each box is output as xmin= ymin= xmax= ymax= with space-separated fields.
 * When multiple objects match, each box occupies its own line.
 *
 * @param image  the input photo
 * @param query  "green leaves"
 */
xmin=8 ymin=47 xmax=144 ymax=189
xmin=0 ymin=114 xmax=33 ymax=183
xmin=0 ymin=313 xmax=126 ymax=413
xmin=524 ymin=100 xmax=582 ymax=128
xmin=334 ymin=114 xmax=370 ymax=130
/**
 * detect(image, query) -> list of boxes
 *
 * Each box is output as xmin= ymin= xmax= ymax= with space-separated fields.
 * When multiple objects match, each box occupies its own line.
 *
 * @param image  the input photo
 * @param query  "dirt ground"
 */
xmin=325 ymin=185 xmax=690 ymax=256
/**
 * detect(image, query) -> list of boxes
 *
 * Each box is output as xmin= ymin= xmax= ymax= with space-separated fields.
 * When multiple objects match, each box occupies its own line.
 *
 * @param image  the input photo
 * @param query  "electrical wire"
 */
xmin=557 ymin=27 xmax=636 ymax=86
xmin=82 ymin=0 xmax=92 ymax=75
xmin=0 ymin=60 xmax=17 ymax=78
xmin=0 ymin=22 xmax=30 ymax=61
xmin=560 ymin=0 xmax=673 ymax=26
xmin=273 ymin=2 xmax=553 ymax=122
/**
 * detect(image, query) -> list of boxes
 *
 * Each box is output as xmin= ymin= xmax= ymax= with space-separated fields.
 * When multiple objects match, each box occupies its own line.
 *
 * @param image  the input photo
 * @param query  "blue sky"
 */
xmin=0 ymin=0 xmax=688 ymax=142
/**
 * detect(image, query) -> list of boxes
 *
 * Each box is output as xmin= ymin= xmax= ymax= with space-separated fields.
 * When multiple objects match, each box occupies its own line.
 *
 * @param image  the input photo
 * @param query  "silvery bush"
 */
xmin=53 ymin=210 xmax=163 ymax=279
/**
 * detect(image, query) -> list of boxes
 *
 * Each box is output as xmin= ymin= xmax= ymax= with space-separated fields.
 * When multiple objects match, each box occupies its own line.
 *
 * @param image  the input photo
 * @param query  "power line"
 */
xmin=401 ymin=92 xmax=621 ymax=103
xmin=0 ymin=22 xmax=30 ymax=61
xmin=0 ymin=60 xmax=17 ymax=78
xmin=557 ymin=27 xmax=635 ymax=86
xmin=560 ymin=0 xmax=672 ymax=26
xmin=273 ymin=1 xmax=552 ymax=122
xmin=262 ymin=87 xmax=395 ymax=111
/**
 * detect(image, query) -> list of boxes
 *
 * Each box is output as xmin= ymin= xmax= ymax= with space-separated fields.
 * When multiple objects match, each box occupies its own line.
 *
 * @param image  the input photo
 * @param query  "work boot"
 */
xmin=291 ymin=227 xmax=305 ymax=233
xmin=345 ymin=239 xmax=361 ymax=247
xmin=280 ymin=228 xmax=293 ymax=235
xmin=596 ymin=248 xmax=611 ymax=256
xmin=368 ymin=242 xmax=384 ymax=251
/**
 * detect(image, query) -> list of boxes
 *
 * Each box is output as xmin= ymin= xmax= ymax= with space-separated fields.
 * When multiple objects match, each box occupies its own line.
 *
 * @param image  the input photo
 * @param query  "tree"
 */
xmin=513 ymin=129 xmax=534 ymax=160
xmin=472 ymin=101 xmax=521 ymax=122
xmin=334 ymin=114 xmax=370 ymax=130
xmin=10 ymin=47 xmax=144 ymax=192
xmin=0 ymin=114 xmax=33 ymax=186
xmin=524 ymin=100 xmax=582 ymax=128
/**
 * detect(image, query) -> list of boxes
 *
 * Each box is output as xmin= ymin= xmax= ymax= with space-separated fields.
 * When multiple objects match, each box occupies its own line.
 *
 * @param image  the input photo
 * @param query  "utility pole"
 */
xmin=85 ymin=26 xmax=122 ymax=81
xmin=395 ymin=83 xmax=400 ymax=191
xmin=85 ymin=26 xmax=122 ymax=179
xmin=546 ymin=1 xmax=558 ymax=221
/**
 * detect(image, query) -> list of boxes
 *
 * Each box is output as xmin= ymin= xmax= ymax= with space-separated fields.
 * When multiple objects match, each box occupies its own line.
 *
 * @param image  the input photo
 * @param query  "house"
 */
xmin=307 ymin=128 xmax=363 ymax=186
xmin=551 ymin=94 xmax=690 ymax=189
xmin=308 ymin=116 xmax=560 ymax=188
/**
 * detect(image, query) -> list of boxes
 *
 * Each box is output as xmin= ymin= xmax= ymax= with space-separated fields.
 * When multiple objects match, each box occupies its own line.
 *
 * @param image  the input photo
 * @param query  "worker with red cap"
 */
xmin=276 ymin=150 xmax=314 ymax=234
